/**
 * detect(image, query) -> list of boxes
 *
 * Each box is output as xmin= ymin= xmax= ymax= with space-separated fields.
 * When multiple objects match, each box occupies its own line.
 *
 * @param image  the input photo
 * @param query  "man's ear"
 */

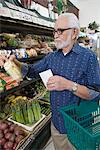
xmin=72 ymin=29 xmax=79 ymax=40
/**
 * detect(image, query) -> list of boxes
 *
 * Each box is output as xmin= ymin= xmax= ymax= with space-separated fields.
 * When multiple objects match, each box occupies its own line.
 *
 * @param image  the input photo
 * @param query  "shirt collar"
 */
xmin=72 ymin=43 xmax=82 ymax=54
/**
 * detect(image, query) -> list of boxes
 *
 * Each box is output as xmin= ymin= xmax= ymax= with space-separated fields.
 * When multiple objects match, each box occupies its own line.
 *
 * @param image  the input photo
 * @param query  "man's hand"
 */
xmin=0 ymin=54 xmax=22 ymax=69
xmin=47 ymin=75 xmax=73 ymax=91
xmin=9 ymin=55 xmax=16 ymax=61
xmin=0 ymin=55 xmax=16 ymax=67
xmin=0 ymin=55 xmax=8 ymax=67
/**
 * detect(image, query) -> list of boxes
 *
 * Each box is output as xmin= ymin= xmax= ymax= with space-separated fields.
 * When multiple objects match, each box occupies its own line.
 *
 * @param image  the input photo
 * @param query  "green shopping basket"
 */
xmin=59 ymin=101 xmax=100 ymax=150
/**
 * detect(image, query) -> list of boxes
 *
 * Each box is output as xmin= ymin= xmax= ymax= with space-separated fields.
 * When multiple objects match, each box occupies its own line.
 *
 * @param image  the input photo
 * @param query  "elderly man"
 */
xmin=0 ymin=13 xmax=100 ymax=150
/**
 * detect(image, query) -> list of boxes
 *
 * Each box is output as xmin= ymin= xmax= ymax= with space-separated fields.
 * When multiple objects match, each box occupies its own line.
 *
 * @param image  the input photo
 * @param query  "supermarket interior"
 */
xmin=0 ymin=0 xmax=100 ymax=150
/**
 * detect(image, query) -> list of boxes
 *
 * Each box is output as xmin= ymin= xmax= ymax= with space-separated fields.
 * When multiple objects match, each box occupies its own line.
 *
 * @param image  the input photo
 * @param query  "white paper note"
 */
xmin=39 ymin=69 xmax=53 ymax=87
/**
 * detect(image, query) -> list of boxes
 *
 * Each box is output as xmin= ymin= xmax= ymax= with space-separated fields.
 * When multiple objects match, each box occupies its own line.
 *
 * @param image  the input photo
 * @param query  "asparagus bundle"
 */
xmin=11 ymin=99 xmax=42 ymax=125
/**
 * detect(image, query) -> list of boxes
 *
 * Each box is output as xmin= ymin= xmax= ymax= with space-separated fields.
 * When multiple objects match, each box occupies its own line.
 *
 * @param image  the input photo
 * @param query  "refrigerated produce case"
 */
xmin=0 ymin=79 xmax=51 ymax=150
xmin=0 ymin=1 xmax=54 ymax=149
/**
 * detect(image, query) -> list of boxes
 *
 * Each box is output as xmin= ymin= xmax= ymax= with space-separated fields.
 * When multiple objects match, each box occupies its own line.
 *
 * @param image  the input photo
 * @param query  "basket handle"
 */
xmin=77 ymin=98 xmax=99 ymax=106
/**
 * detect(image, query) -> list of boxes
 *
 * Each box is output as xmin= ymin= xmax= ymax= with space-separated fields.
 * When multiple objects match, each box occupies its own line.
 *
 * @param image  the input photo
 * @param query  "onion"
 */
xmin=0 ymin=138 xmax=6 ymax=145
xmin=9 ymin=134 xmax=16 ymax=142
xmin=4 ymin=128 xmax=9 ymax=135
xmin=9 ymin=124 xmax=17 ymax=132
xmin=7 ymin=141 xmax=14 ymax=148
xmin=13 ymin=143 xmax=17 ymax=150
xmin=5 ymin=132 xmax=12 ymax=140
xmin=4 ymin=142 xmax=8 ymax=149
xmin=0 ymin=123 xmax=8 ymax=130
xmin=7 ymin=121 xmax=13 ymax=126
xmin=4 ymin=141 xmax=13 ymax=149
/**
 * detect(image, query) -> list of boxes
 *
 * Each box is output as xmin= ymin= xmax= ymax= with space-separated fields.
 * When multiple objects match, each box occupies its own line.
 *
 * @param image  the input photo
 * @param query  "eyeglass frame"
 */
xmin=53 ymin=28 xmax=73 ymax=35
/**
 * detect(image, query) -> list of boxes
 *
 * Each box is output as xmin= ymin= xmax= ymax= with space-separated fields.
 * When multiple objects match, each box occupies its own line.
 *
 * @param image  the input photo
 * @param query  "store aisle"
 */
xmin=43 ymin=137 xmax=55 ymax=150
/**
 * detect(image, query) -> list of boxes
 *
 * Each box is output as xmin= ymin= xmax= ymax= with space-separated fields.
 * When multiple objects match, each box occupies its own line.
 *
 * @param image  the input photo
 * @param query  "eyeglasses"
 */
xmin=53 ymin=28 xmax=72 ymax=35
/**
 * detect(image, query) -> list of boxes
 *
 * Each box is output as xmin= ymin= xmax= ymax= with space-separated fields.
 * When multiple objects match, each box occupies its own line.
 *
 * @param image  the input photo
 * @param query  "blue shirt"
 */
xmin=22 ymin=43 xmax=100 ymax=133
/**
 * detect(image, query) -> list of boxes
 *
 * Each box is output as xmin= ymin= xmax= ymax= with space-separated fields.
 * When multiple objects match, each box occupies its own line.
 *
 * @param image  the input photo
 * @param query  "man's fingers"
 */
xmin=0 ymin=55 xmax=8 ymax=67
xmin=0 ymin=55 xmax=8 ymax=61
xmin=0 ymin=60 xmax=4 ymax=67
xmin=47 ymin=82 xmax=56 ymax=90
xmin=47 ymin=85 xmax=55 ymax=91
xmin=9 ymin=55 xmax=16 ymax=61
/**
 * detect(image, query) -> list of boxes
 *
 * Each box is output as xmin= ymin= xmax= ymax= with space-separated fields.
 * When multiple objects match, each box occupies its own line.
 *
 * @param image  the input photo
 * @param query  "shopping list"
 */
xmin=39 ymin=69 xmax=53 ymax=87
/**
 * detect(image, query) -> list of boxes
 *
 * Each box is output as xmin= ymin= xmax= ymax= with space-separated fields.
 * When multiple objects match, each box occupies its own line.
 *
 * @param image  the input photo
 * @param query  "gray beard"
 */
xmin=55 ymin=39 xmax=71 ymax=50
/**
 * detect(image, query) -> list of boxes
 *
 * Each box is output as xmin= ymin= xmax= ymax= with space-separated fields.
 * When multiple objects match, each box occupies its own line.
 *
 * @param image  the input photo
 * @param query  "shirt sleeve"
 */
xmin=21 ymin=53 xmax=51 ymax=79
xmin=86 ymin=53 xmax=100 ymax=89
xmin=21 ymin=63 xmax=29 ymax=78
xmin=88 ymin=88 xmax=100 ymax=100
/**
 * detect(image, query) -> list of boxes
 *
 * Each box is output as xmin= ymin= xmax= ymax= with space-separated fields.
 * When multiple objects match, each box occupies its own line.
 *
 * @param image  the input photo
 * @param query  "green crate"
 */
xmin=59 ymin=101 xmax=100 ymax=150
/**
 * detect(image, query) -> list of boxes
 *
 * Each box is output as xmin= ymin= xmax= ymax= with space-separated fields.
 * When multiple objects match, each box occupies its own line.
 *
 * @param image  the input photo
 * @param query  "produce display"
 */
xmin=11 ymin=99 xmax=42 ymax=125
xmin=38 ymin=91 xmax=50 ymax=115
xmin=39 ymin=101 xmax=51 ymax=116
xmin=0 ymin=33 xmax=54 ymax=59
xmin=0 ymin=72 xmax=19 ymax=92
xmin=0 ymin=36 xmax=51 ymax=147
xmin=0 ymin=33 xmax=18 ymax=49
xmin=0 ymin=120 xmax=28 ymax=150
xmin=39 ymin=91 xmax=50 ymax=102
xmin=0 ymin=19 xmax=53 ymax=149
xmin=20 ymin=81 xmax=46 ymax=98
xmin=0 ymin=81 xmax=47 ymax=120
xmin=4 ymin=61 xmax=22 ymax=82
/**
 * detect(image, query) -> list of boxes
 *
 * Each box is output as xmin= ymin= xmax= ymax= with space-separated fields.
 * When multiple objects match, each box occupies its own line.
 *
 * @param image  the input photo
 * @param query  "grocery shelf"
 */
xmin=0 ymin=17 xmax=53 ymax=36
xmin=18 ymin=114 xmax=51 ymax=150
xmin=0 ymin=2 xmax=52 ymax=149
xmin=17 ymin=54 xmax=46 ymax=63
xmin=0 ymin=78 xmax=39 ymax=99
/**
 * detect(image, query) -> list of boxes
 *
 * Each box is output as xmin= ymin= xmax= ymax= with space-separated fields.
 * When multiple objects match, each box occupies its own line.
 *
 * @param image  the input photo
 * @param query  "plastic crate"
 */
xmin=60 ymin=101 xmax=100 ymax=150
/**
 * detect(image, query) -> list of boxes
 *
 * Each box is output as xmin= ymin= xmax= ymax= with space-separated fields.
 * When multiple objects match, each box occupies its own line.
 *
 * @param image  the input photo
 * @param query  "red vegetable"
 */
xmin=7 ymin=141 xmax=14 ymax=149
xmin=4 ymin=128 xmax=9 ymax=135
xmin=9 ymin=124 xmax=17 ymax=132
xmin=4 ymin=141 xmax=13 ymax=149
xmin=0 ymin=138 xmax=6 ymax=145
xmin=13 ymin=143 xmax=17 ymax=150
xmin=7 ymin=121 xmax=13 ymax=126
xmin=0 ymin=123 xmax=8 ymax=130
xmin=3 ymin=142 xmax=8 ymax=149
xmin=5 ymin=132 xmax=12 ymax=140
xmin=4 ymin=149 xmax=13 ymax=150
xmin=9 ymin=134 xmax=16 ymax=142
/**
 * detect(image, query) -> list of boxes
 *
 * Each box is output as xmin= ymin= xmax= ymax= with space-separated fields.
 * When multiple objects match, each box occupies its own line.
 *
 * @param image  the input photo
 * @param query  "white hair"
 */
xmin=59 ymin=13 xmax=80 ymax=30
